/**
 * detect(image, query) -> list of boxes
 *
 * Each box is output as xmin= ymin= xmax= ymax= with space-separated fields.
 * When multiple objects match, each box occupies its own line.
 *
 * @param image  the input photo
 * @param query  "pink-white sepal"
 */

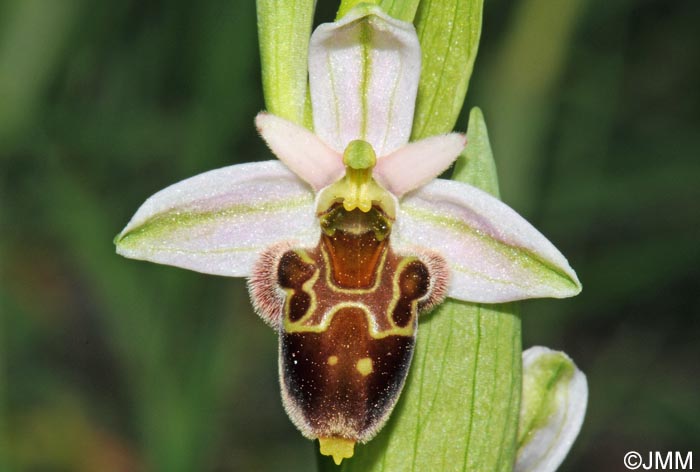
xmin=116 ymin=161 xmax=318 ymax=277
xmin=393 ymin=179 xmax=582 ymax=303
xmin=309 ymin=5 xmax=421 ymax=156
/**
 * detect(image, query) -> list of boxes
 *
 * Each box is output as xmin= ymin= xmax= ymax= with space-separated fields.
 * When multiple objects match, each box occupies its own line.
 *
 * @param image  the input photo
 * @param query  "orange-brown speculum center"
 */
xmin=319 ymin=203 xmax=391 ymax=288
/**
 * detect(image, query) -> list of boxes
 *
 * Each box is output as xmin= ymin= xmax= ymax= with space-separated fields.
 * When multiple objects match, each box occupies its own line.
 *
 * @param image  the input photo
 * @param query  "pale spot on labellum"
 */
xmin=327 ymin=355 xmax=339 ymax=366
xmin=356 ymin=357 xmax=373 ymax=376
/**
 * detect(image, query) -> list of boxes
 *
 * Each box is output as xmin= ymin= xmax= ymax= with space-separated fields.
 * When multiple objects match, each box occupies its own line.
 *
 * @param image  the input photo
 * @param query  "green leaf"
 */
xmin=337 ymin=0 xmax=379 ymax=20
xmin=379 ymin=0 xmax=421 ymax=22
xmin=337 ymin=0 xmax=421 ymax=22
xmin=257 ymin=0 xmax=316 ymax=127
xmin=453 ymin=107 xmax=500 ymax=198
xmin=411 ymin=0 xmax=484 ymax=139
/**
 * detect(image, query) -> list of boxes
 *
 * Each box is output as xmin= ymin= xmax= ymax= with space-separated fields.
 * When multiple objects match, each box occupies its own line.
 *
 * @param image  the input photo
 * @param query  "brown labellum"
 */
xmin=249 ymin=204 xmax=448 ymax=464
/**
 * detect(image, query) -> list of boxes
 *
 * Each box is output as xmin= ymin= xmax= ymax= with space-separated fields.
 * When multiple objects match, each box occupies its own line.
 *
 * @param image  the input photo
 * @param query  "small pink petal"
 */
xmin=374 ymin=133 xmax=466 ymax=197
xmin=256 ymin=112 xmax=344 ymax=190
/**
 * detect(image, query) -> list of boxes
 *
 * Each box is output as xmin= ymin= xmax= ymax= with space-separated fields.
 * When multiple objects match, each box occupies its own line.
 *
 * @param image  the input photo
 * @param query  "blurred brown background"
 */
xmin=1 ymin=0 xmax=698 ymax=470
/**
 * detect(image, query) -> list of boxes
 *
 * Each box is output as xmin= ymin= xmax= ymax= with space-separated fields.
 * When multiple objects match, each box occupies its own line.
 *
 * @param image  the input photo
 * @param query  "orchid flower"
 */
xmin=115 ymin=5 xmax=584 ymax=466
xmin=516 ymin=346 xmax=589 ymax=472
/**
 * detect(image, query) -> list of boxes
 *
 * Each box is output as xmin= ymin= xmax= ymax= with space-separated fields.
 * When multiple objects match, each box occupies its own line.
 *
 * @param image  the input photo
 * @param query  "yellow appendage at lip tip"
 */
xmin=319 ymin=437 xmax=356 ymax=465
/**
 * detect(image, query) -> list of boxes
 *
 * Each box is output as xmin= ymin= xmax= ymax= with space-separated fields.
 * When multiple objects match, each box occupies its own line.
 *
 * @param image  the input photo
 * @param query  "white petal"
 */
xmin=256 ymin=112 xmax=344 ymax=191
xmin=116 ymin=161 xmax=318 ymax=277
xmin=516 ymin=346 xmax=588 ymax=472
xmin=393 ymin=180 xmax=581 ymax=303
xmin=309 ymin=5 xmax=421 ymax=156
xmin=374 ymin=133 xmax=466 ymax=197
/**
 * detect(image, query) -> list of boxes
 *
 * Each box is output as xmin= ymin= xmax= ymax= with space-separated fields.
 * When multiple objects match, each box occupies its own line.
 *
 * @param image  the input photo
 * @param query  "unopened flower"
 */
xmin=516 ymin=347 xmax=588 ymax=472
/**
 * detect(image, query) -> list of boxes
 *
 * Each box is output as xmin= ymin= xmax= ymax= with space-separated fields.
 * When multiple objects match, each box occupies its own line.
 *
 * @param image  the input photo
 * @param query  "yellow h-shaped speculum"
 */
xmin=316 ymin=140 xmax=396 ymax=219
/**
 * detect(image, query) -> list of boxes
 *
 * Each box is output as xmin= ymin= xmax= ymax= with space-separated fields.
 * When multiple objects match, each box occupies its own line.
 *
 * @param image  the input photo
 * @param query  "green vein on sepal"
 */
xmin=359 ymin=21 xmax=372 ymax=139
xmin=402 ymin=204 xmax=580 ymax=294
xmin=115 ymin=195 xmax=312 ymax=249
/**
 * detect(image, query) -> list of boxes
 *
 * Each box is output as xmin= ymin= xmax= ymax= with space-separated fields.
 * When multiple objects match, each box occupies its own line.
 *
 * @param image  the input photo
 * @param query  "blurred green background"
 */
xmin=1 ymin=0 xmax=698 ymax=471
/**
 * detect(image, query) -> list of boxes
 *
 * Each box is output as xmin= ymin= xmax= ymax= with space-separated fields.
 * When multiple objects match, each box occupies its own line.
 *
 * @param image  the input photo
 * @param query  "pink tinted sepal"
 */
xmin=309 ymin=5 xmax=421 ymax=156
xmin=393 ymin=179 xmax=581 ymax=303
xmin=116 ymin=161 xmax=318 ymax=277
